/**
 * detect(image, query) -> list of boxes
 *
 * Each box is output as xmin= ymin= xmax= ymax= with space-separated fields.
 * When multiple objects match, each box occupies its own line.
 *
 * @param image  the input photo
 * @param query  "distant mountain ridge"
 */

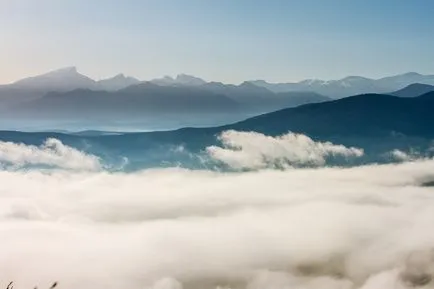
xmin=1 ymin=92 xmax=433 ymax=171
xmin=225 ymin=91 xmax=434 ymax=138
xmin=2 ymin=67 xmax=434 ymax=97
xmin=151 ymin=74 xmax=207 ymax=86
xmin=9 ymin=67 xmax=142 ymax=92
xmin=391 ymin=83 xmax=434 ymax=98
xmin=5 ymin=81 xmax=329 ymax=121
xmin=1 ymin=67 xmax=434 ymax=129
xmin=11 ymin=83 xmax=241 ymax=118
xmin=27 ymin=90 xmax=434 ymax=139
xmin=11 ymin=67 xmax=96 ymax=92
xmin=96 ymin=74 xmax=140 ymax=91
xmin=0 ymin=67 xmax=330 ymax=122
xmin=249 ymin=72 xmax=434 ymax=98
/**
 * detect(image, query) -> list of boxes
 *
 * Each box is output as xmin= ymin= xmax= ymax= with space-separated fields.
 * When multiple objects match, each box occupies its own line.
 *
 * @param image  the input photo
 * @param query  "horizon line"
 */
xmin=1 ymin=66 xmax=432 ymax=87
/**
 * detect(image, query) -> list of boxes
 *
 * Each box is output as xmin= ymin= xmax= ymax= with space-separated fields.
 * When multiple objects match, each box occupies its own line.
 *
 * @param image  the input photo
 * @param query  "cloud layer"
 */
xmin=207 ymin=130 xmax=364 ymax=169
xmin=0 ymin=138 xmax=101 ymax=171
xmin=1 ymin=159 xmax=434 ymax=289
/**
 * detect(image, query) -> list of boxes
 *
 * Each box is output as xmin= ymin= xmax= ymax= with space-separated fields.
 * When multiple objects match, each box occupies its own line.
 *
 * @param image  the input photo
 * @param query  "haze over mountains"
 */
xmin=229 ymin=92 xmax=434 ymax=138
xmin=390 ymin=83 xmax=434 ymax=98
xmin=250 ymin=72 xmax=434 ymax=98
xmin=1 ymin=91 xmax=434 ymax=170
xmin=3 ymin=67 xmax=434 ymax=97
xmin=0 ymin=67 xmax=328 ymax=129
xmin=1 ymin=67 xmax=434 ymax=131
xmin=1 ymin=67 xmax=434 ymax=168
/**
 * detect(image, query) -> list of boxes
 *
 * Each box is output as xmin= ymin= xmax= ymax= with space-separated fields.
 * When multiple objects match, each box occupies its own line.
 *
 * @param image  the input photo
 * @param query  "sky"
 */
xmin=1 ymin=0 xmax=434 ymax=84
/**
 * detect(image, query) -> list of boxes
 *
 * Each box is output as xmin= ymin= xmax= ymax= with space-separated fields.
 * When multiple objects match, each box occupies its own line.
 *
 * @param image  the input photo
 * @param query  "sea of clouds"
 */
xmin=0 ymin=131 xmax=434 ymax=289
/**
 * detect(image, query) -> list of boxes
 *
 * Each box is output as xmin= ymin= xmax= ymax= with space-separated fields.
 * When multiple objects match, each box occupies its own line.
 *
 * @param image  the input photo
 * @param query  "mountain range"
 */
xmin=1 ymin=91 xmax=433 ymax=169
xmin=390 ymin=83 xmax=434 ymax=98
xmin=0 ymin=67 xmax=329 ymax=124
xmin=3 ymin=67 xmax=434 ymax=98
xmin=249 ymin=72 xmax=434 ymax=98
xmin=1 ymin=67 xmax=434 ymax=130
xmin=228 ymin=91 xmax=434 ymax=137
xmin=9 ymin=67 xmax=140 ymax=92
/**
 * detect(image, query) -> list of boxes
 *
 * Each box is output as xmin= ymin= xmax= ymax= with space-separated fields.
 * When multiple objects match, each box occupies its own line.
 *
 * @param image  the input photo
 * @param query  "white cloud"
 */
xmin=207 ymin=130 xmax=364 ymax=170
xmin=390 ymin=149 xmax=413 ymax=162
xmin=0 ymin=138 xmax=101 ymax=171
xmin=388 ymin=149 xmax=431 ymax=163
xmin=0 ymin=160 xmax=434 ymax=288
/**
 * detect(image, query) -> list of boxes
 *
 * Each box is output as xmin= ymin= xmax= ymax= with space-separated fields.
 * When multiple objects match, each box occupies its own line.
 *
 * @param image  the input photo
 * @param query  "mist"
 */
xmin=1 ymin=158 xmax=434 ymax=289
xmin=2 ymin=1 xmax=433 ymax=287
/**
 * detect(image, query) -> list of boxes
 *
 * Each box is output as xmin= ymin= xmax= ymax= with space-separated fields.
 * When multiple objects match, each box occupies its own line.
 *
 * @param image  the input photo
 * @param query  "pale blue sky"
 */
xmin=1 ymin=0 xmax=433 ymax=84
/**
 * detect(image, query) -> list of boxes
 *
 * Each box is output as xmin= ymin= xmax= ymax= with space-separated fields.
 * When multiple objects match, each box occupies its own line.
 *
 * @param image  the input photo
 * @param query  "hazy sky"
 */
xmin=1 ymin=0 xmax=434 ymax=84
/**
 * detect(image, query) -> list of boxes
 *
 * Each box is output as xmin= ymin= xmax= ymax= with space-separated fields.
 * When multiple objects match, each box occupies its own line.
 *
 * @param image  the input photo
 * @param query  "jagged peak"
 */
xmin=239 ymin=81 xmax=263 ymax=88
xmin=44 ymin=66 xmax=79 ymax=76
xmin=176 ymin=73 xmax=198 ymax=79
xmin=249 ymin=80 xmax=270 ymax=85
xmin=104 ymin=73 xmax=138 ymax=81
xmin=113 ymin=73 xmax=126 ymax=79
xmin=11 ymin=66 xmax=95 ymax=88
xmin=97 ymin=74 xmax=126 ymax=82
xmin=176 ymin=74 xmax=205 ymax=81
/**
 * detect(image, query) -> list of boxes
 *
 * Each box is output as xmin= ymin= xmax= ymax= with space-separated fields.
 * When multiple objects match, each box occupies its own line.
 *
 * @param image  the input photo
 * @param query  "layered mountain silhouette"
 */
xmin=111 ymin=91 xmax=434 ymax=148
xmin=0 ymin=68 xmax=330 ymax=121
xmin=151 ymin=74 xmax=207 ymax=86
xmin=249 ymin=72 xmax=434 ymax=98
xmin=391 ymin=83 xmax=434 ymax=98
xmin=197 ymin=81 xmax=329 ymax=111
xmin=96 ymin=74 xmax=140 ymax=91
xmin=11 ymin=67 xmax=95 ymax=92
xmin=3 ymin=91 xmax=432 ymax=139
xmin=11 ymin=83 xmax=241 ymax=118
xmin=7 ymin=84 xmax=329 ymax=119
xmin=0 ymin=67 xmax=140 ymax=108
xmin=1 ymin=67 xmax=434 ymax=129
xmin=7 ymin=67 xmax=141 ymax=92
xmin=1 ymin=92 xmax=433 ymax=170
xmin=226 ymin=91 xmax=434 ymax=138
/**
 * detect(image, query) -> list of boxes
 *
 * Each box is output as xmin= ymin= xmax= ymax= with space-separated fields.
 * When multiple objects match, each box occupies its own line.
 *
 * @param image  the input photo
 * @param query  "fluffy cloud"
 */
xmin=207 ymin=130 xmax=364 ymax=170
xmin=390 ymin=149 xmax=414 ymax=162
xmin=0 ymin=138 xmax=101 ymax=171
xmin=1 ymin=160 xmax=434 ymax=288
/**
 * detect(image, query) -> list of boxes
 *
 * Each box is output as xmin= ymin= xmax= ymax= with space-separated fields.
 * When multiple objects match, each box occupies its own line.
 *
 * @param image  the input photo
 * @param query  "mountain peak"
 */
xmin=45 ymin=66 xmax=79 ymax=76
xmin=60 ymin=66 xmax=77 ymax=72
xmin=113 ymin=73 xmax=126 ymax=79
xmin=249 ymin=80 xmax=270 ymax=85
xmin=175 ymin=74 xmax=206 ymax=86
xmin=96 ymin=73 xmax=140 ymax=91
xmin=106 ymin=73 xmax=138 ymax=81
xmin=11 ymin=66 xmax=95 ymax=92
xmin=402 ymin=72 xmax=422 ymax=77
xmin=151 ymin=74 xmax=206 ymax=86
xmin=391 ymin=83 xmax=434 ymax=98
xmin=240 ymin=81 xmax=263 ymax=88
